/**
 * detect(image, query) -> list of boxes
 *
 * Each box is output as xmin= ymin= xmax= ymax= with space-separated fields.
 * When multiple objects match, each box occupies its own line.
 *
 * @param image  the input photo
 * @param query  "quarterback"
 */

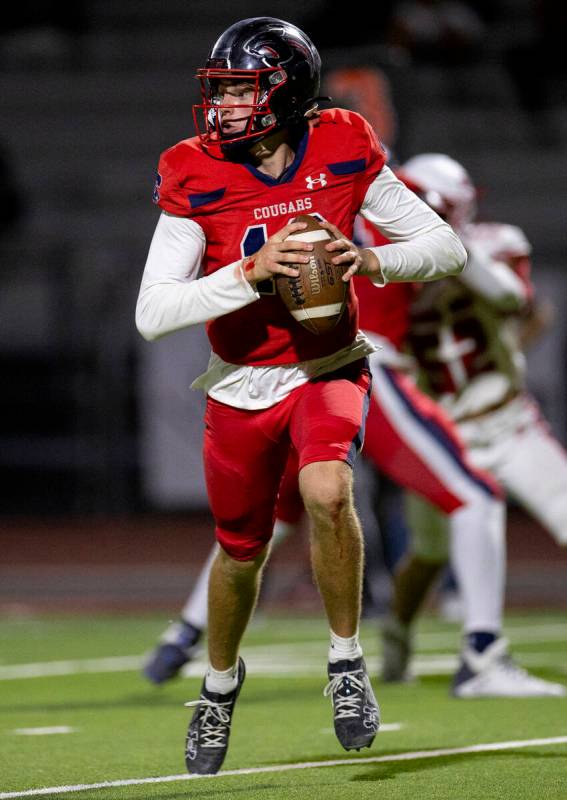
xmin=136 ymin=18 xmax=465 ymax=774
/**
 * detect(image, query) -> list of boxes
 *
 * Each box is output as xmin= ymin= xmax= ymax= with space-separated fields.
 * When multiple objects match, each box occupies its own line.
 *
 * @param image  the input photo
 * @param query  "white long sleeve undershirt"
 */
xmin=135 ymin=165 xmax=467 ymax=408
xmin=361 ymin=166 xmax=467 ymax=283
xmin=135 ymin=213 xmax=259 ymax=341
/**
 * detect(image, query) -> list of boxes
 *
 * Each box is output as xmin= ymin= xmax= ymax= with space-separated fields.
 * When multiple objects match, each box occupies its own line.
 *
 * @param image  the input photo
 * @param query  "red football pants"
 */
xmin=273 ymin=362 xmax=503 ymax=528
xmin=203 ymin=360 xmax=371 ymax=560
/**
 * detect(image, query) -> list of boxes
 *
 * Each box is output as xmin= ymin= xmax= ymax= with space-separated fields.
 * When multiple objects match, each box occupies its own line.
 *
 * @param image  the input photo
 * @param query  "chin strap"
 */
xmin=305 ymin=94 xmax=332 ymax=111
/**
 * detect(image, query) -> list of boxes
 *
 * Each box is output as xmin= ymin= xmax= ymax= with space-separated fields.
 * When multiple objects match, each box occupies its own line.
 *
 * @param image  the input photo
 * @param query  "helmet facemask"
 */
xmin=193 ymin=18 xmax=322 ymax=157
xmin=194 ymin=66 xmax=294 ymax=154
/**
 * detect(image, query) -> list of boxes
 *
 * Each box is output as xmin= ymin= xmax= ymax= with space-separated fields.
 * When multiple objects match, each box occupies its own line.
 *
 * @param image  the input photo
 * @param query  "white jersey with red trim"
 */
xmin=408 ymin=221 xmax=533 ymax=421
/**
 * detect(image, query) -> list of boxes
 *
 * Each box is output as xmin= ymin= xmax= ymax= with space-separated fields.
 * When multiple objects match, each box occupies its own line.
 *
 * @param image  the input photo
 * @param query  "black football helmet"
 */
xmin=193 ymin=17 xmax=322 ymax=154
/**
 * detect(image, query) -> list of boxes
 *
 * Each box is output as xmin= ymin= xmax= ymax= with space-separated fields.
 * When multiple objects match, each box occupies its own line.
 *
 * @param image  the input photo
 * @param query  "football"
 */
xmin=276 ymin=215 xmax=348 ymax=335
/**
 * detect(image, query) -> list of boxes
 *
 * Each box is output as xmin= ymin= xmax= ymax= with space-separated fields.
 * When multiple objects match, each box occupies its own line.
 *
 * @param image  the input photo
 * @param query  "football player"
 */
xmin=352 ymin=216 xmax=565 ymax=697
xmin=136 ymin=17 xmax=466 ymax=774
xmin=141 ymin=144 xmax=563 ymax=703
xmin=379 ymin=153 xmax=567 ymax=695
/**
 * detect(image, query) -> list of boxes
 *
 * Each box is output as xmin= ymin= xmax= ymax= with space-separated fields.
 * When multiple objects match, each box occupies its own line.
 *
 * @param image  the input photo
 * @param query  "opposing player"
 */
xmin=353 ymin=221 xmax=561 ymax=697
xmin=379 ymin=153 xmax=567 ymax=695
xmin=136 ymin=17 xmax=466 ymax=774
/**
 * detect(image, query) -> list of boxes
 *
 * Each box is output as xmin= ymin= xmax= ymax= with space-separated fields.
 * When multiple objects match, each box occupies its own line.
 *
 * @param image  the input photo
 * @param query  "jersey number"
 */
xmin=240 ymin=224 xmax=275 ymax=296
xmin=239 ymin=214 xmax=324 ymax=297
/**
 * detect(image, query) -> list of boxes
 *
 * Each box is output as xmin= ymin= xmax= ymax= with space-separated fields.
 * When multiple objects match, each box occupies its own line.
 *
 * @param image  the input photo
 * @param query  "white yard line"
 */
xmin=11 ymin=727 xmax=77 ymax=736
xmin=0 ymin=656 xmax=143 ymax=681
xmin=415 ymin=623 xmax=567 ymax=650
xmin=1 ymin=735 xmax=566 ymax=799
xmin=0 ymin=622 xmax=564 ymax=682
xmin=0 ymin=644 xmax=565 ymax=682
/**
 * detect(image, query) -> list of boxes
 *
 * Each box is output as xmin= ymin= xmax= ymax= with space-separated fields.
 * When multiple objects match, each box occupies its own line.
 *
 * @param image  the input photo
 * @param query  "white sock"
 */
xmin=205 ymin=663 xmax=238 ymax=694
xmin=450 ymin=496 xmax=505 ymax=633
xmin=328 ymin=629 xmax=363 ymax=663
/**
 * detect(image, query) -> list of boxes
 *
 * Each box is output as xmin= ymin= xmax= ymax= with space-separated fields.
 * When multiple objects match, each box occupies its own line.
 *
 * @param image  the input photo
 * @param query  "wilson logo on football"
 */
xmin=305 ymin=173 xmax=327 ymax=189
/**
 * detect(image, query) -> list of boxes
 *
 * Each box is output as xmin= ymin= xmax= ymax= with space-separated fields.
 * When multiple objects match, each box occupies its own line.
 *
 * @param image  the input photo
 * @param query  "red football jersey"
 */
xmin=154 ymin=109 xmax=386 ymax=366
xmin=353 ymin=216 xmax=417 ymax=350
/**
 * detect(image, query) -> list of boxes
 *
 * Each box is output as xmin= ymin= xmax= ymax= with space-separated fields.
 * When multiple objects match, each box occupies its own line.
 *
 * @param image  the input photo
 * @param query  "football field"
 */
xmin=1 ymin=612 xmax=566 ymax=799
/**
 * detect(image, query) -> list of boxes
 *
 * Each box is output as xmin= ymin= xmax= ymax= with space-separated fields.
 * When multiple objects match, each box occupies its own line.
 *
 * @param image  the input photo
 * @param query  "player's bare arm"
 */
xmin=243 ymin=221 xmax=313 ymax=285
xmin=320 ymin=221 xmax=384 ymax=283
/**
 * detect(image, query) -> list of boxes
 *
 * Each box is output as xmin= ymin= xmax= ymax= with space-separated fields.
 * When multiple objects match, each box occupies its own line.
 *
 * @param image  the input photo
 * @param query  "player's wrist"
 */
xmin=242 ymin=257 xmax=260 ymax=285
xmin=360 ymin=248 xmax=383 ymax=279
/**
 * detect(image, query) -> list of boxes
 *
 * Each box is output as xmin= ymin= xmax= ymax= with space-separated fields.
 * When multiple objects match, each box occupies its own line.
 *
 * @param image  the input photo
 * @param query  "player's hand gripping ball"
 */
xmin=276 ymin=215 xmax=348 ymax=335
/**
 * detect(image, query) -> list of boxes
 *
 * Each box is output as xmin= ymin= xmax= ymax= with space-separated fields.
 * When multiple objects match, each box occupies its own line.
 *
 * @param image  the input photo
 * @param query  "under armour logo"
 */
xmin=305 ymin=173 xmax=327 ymax=189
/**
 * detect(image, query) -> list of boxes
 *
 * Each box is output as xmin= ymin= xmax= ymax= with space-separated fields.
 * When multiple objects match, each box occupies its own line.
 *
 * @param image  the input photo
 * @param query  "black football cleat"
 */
xmin=184 ymin=657 xmax=246 ymax=775
xmin=324 ymin=656 xmax=380 ymax=751
xmin=143 ymin=621 xmax=202 ymax=685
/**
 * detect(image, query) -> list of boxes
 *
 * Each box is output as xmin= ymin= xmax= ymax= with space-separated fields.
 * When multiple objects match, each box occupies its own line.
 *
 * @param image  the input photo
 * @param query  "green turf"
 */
xmin=0 ymin=612 xmax=566 ymax=799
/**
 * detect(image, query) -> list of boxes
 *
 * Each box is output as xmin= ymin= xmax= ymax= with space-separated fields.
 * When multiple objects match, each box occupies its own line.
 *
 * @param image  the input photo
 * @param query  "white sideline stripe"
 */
xmin=291 ymin=303 xmax=343 ymax=320
xmin=1 ymin=736 xmax=566 ymax=798
xmin=286 ymin=230 xmax=331 ymax=242
xmin=1 ymin=647 xmax=566 ymax=682
xmin=416 ymin=623 xmax=567 ymax=650
xmin=0 ymin=655 xmax=142 ymax=680
xmin=12 ymin=727 xmax=77 ymax=736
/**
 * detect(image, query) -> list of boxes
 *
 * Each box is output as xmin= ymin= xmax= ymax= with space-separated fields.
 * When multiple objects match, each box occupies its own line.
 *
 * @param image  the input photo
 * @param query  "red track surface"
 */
xmin=1 ymin=508 xmax=565 ymax=613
